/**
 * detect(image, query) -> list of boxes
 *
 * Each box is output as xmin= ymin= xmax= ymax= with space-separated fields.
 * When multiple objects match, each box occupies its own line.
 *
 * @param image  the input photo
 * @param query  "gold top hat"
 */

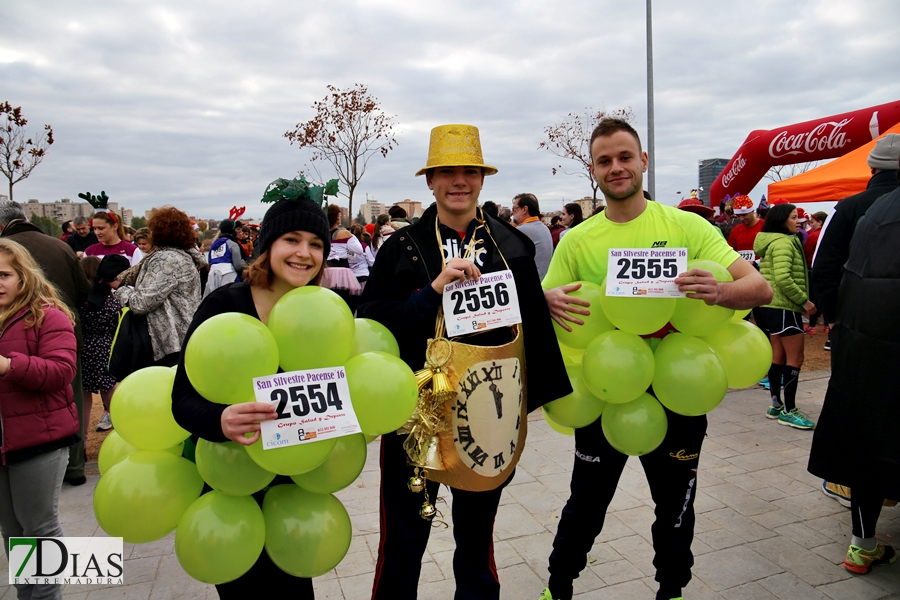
xmin=415 ymin=124 xmax=498 ymax=177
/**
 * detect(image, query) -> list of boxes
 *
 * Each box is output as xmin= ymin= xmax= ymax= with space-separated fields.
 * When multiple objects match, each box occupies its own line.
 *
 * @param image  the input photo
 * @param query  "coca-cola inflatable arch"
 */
xmin=711 ymin=100 xmax=900 ymax=206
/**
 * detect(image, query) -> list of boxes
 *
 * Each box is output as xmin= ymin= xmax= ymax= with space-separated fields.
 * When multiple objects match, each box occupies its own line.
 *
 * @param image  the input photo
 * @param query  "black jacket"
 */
xmin=172 ymin=282 xmax=255 ymax=442
xmin=358 ymin=205 xmax=571 ymax=412
xmin=1 ymin=220 xmax=90 ymax=347
xmin=66 ymin=230 xmax=99 ymax=253
xmin=808 ymin=188 xmax=900 ymax=499
xmin=812 ymin=169 xmax=898 ymax=322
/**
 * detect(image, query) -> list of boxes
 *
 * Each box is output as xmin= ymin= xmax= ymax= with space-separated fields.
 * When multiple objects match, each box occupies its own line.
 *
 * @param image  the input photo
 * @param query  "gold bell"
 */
xmin=408 ymin=475 xmax=426 ymax=494
xmin=419 ymin=502 xmax=437 ymax=521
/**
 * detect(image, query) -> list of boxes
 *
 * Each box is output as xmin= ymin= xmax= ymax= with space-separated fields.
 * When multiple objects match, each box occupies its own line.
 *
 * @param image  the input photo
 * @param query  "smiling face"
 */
xmin=426 ymin=166 xmax=484 ymax=221
xmin=0 ymin=254 xmax=22 ymax=308
xmin=268 ymin=230 xmax=324 ymax=293
xmin=561 ymin=207 xmax=574 ymax=227
xmin=590 ymin=131 xmax=648 ymax=203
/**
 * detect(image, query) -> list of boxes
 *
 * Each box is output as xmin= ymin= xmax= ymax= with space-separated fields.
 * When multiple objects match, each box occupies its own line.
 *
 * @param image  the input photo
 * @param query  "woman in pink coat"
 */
xmin=0 ymin=238 xmax=79 ymax=600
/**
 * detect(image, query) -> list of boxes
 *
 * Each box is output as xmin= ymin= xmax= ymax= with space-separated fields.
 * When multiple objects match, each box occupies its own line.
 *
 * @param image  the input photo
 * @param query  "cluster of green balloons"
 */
xmin=94 ymin=286 xmax=418 ymax=585
xmin=544 ymin=266 xmax=772 ymax=455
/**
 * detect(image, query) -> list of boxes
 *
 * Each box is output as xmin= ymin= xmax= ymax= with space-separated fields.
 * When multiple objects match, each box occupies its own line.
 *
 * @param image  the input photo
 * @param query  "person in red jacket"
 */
xmin=0 ymin=238 xmax=78 ymax=600
xmin=727 ymin=194 xmax=764 ymax=262
xmin=803 ymin=211 xmax=828 ymax=333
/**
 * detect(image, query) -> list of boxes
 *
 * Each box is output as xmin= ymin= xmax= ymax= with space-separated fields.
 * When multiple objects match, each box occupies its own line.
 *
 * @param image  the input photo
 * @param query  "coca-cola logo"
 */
xmin=768 ymin=119 xmax=852 ymax=159
xmin=721 ymin=154 xmax=746 ymax=188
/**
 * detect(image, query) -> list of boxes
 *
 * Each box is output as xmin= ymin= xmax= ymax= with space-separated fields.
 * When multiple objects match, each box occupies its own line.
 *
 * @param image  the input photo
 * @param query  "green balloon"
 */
xmin=263 ymin=485 xmax=352 ymax=578
xmin=601 ymin=393 xmax=668 ymax=456
xmin=644 ymin=337 xmax=662 ymax=352
xmin=291 ymin=433 xmax=367 ymax=494
xmin=346 ymin=351 xmax=418 ymax=435
xmin=185 ymin=313 xmax=279 ymax=405
xmin=268 ymin=287 xmax=355 ymax=371
xmin=364 ymin=434 xmax=380 ymax=445
xmin=582 ymin=330 xmax=655 ymax=404
xmin=110 ymin=367 xmax=189 ymax=450
xmin=93 ymin=450 xmax=204 ymax=543
xmin=98 ymin=431 xmax=183 ymax=475
xmin=600 ymin=277 xmax=676 ymax=335
xmin=175 ymin=491 xmax=265 ymax=585
xmin=701 ymin=321 xmax=773 ymax=389
xmin=542 ymin=408 xmax=574 ymax=436
xmin=245 ymin=436 xmax=336 ymax=476
xmin=670 ymin=260 xmax=735 ymax=336
xmin=552 ymin=281 xmax=615 ymax=349
xmin=732 ymin=308 xmax=751 ymax=322
xmin=559 ymin=342 xmax=583 ymax=368
xmin=195 ymin=440 xmax=276 ymax=496
xmin=543 ymin=367 xmax=605 ymax=428
xmin=652 ymin=333 xmax=729 ymax=416
xmin=350 ymin=318 xmax=400 ymax=358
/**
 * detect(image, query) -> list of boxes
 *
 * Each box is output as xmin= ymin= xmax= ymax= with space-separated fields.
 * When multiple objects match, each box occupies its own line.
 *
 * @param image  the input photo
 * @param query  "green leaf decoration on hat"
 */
xmin=261 ymin=176 xmax=340 ymax=207
xmin=77 ymin=190 xmax=110 ymax=210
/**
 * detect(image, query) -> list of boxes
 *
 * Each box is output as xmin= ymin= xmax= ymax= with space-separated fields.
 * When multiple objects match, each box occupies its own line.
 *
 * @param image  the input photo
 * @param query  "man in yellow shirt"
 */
xmin=538 ymin=119 xmax=771 ymax=600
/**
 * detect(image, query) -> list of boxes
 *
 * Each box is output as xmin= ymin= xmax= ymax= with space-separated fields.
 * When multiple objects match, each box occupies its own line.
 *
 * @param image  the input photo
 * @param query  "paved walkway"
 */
xmin=2 ymin=370 xmax=898 ymax=599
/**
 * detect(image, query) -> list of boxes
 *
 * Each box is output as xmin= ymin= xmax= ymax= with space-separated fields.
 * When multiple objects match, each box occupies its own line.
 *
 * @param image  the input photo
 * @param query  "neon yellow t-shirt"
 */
xmin=542 ymin=201 xmax=740 ymax=289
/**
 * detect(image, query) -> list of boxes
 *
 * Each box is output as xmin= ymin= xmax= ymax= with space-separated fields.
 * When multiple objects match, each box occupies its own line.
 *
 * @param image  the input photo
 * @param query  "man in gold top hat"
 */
xmin=359 ymin=124 xmax=570 ymax=599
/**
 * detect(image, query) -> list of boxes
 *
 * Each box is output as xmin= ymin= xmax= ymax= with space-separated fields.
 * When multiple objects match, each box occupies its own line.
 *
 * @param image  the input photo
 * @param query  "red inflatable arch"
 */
xmin=711 ymin=100 xmax=900 ymax=207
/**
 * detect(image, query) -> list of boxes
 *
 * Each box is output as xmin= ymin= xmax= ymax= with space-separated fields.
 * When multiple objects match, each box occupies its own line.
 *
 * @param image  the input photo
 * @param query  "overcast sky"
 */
xmin=3 ymin=0 xmax=899 ymax=220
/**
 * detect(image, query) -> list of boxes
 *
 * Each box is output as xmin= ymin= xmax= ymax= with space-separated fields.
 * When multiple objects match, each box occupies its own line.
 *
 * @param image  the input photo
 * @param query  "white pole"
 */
xmin=646 ymin=0 xmax=656 ymax=200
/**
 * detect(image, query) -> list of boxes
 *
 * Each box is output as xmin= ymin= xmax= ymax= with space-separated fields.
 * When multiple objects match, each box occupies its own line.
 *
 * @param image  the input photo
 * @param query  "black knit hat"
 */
xmin=87 ymin=254 xmax=130 ymax=308
xmin=256 ymin=197 xmax=331 ymax=258
xmin=219 ymin=219 xmax=236 ymax=235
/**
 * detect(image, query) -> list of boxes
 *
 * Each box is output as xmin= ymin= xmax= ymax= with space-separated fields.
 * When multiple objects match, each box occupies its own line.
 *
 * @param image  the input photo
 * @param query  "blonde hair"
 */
xmin=0 ymin=239 xmax=74 ymax=329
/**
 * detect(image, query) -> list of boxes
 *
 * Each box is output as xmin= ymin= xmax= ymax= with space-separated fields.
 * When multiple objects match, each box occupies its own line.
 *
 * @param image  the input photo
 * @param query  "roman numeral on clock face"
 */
xmin=469 ymin=445 xmax=488 ymax=468
xmin=456 ymin=425 xmax=475 ymax=451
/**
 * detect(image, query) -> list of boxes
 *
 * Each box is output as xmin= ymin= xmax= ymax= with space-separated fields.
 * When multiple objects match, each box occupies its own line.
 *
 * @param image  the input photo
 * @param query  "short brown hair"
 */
xmin=133 ymin=227 xmax=152 ymax=243
xmin=147 ymin=206 xmax=195 ymax=250
xmin=589 ymin=118 xmax=642 ymax=157
xmin=242 ymin=247 xmax=324 ymax=290
xmin=327 ymin=204 xmax=343 ymax=228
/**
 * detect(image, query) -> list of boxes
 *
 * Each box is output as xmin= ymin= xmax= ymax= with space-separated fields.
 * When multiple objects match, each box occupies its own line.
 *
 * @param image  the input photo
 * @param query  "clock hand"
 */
xmin=490 ymin=382 xmax=503 ymax=419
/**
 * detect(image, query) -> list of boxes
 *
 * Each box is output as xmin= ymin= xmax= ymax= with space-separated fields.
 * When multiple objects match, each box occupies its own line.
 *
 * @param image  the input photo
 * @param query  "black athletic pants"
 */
xmin=548 ymin=409 xmax=707 ymax=599
xmin=850 ymin=485 xmax=884 ymax=540
xmin=371 ymin=431 xmax=513 ymax=600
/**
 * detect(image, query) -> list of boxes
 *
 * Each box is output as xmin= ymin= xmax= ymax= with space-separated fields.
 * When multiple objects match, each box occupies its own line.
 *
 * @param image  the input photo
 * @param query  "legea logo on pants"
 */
xmin=9 ymin=537 xmax=124 ymax=585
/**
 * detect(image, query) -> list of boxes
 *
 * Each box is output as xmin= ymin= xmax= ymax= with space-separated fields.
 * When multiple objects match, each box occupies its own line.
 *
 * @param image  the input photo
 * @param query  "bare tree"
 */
xmin=0 ymin=102 xmax=54 ymax=201
xmin=539 ymin=107 xmax=634 ymax=209
xmin=284 ymin=84 xmax=398 ymax=222
xmin=764 ymin=160 xmax=821 ymax=183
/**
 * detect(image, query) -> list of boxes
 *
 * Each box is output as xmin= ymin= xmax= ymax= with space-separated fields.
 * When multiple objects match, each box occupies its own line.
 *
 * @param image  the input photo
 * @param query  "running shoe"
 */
xmin=824 ymin=325 xmax=830 ymax=334
xmin=807 ymin=327 xmax=817 ymax=335
xmin=822 ymin=481 xmax=851 ymax=508
xmin=759 ymin=376 xmax=770 ymax=390
xmin=844 ymin=543 xmax=897 ymax=574
xmin=96 ymin=411 xmax=113 ymax=431
xmin=778 ymin=408 xmax=815 ymax=430
xmin=538 ymin=589 xmax=557 ymax=600
xmin=766 ymin=405 xmax=783 ymax=419
xmin=824 ymin=339 xmax=832 ymax=351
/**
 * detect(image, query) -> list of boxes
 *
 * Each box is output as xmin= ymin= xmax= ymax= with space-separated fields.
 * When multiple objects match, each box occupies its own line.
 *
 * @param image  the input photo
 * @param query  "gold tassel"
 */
xmin=400 ymin=338 xmax=454 ymax=470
